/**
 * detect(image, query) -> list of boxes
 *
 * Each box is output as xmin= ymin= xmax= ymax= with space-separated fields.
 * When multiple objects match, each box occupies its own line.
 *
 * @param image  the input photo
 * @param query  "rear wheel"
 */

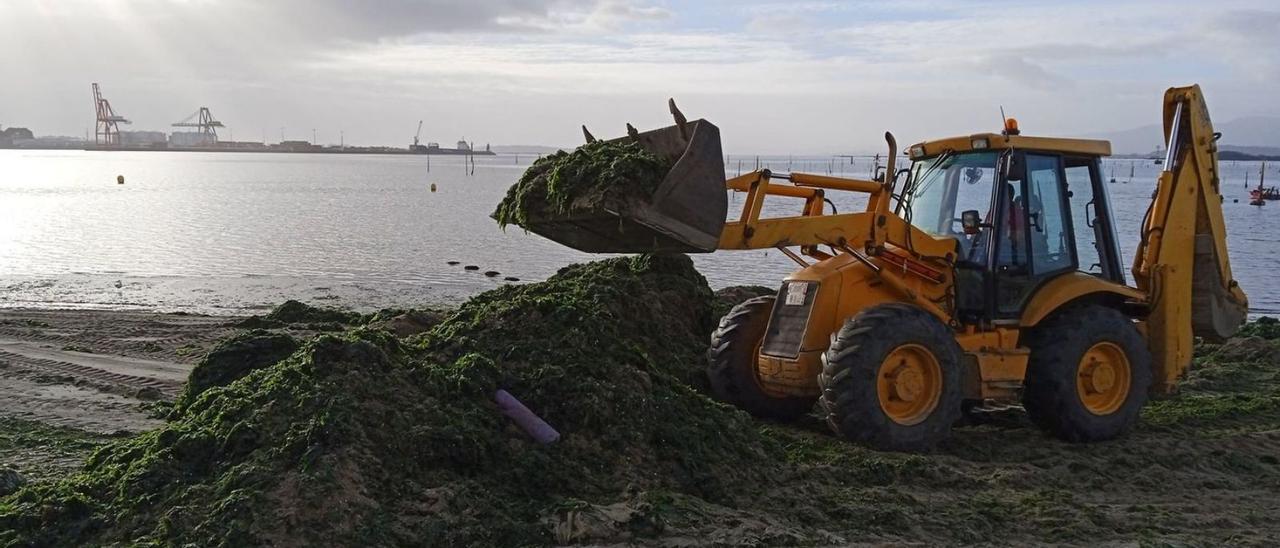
xmin=818 ymin=304 xmax=963 ymax=452
xmin=1022 ymin=305 xmax=1152 ymax=442
xmin=707 ymin=296 xmax=815 ymax=420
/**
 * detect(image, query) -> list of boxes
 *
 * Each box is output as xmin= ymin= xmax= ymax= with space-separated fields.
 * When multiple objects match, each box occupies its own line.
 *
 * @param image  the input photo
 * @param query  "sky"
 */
xmin=2 ymin=0 xmax=1279 ymax=153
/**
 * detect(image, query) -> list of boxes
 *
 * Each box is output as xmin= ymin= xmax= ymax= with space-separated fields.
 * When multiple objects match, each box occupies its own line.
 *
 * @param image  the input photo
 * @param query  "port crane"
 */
xmin=172 ymin=108 xmax=225 ymax=140
xmin=412 ymin=120 xmax=426 ymax=151
xmin=92 ymin=83 xmax=130 ymax=146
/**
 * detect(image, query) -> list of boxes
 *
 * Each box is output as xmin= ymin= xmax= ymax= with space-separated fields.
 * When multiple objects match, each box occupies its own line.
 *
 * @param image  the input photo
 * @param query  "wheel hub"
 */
xmin=1081 ymin=359 xmax=1116 ymax=394
xmin=1076 ymin=342 xmax=1132 ymax=416
xmin=889 ymin=364 xmax=924 ymax=403
xmin=877 ymin=344 xmax=942 ymax=426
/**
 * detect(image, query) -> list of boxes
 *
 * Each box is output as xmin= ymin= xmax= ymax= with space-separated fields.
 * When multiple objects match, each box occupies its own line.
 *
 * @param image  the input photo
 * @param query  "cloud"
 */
xmin=588 ymin=0 xmax=672 ymax=25
xmin=745 ymin=13 xmax=815 ymax=34
xmin=971 ymin=54 xmax=1073 ymax=91
xmin=1202 ymin=9 xmax=1280 ymax=80
xmin=2 ymin=0 xmax=1278 ymax=153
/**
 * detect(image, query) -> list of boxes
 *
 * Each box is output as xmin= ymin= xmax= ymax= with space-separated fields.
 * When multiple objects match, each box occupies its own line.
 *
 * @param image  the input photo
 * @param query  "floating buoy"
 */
xmin=430 ymin=183 xmax=437 ymax=192
xmin=504 ymin=277 xmax=520 ymax=282
xmin=464 ymin=265 xmax=480 ymax=271
xmin=116 ymin=175 xmax=124 ymax=185
xmin=484 ymin=271 xmax=500 ymax=277
xmin=447 ymin=261 xmax=460 ymax=266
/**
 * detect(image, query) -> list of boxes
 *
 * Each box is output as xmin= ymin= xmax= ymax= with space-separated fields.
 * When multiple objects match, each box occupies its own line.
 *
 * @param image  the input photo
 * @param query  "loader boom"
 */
xmin=1132 ymin=85 xmax=1249 ymax=392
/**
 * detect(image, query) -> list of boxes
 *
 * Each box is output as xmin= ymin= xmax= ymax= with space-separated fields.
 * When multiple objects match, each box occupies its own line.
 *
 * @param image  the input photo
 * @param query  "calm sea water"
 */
xmin=1 ymin=150 xmax=1276 ymax=315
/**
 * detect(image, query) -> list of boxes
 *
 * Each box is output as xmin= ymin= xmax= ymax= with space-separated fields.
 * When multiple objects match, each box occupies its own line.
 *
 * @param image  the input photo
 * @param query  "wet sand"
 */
xmin=0 ymin=308 xmax=237 ymax=433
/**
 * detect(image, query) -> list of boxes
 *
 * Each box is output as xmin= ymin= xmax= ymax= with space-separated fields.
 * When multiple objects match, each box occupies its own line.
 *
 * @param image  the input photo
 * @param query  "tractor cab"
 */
xmin=900 ymin=130 xmax=1125 ymax=324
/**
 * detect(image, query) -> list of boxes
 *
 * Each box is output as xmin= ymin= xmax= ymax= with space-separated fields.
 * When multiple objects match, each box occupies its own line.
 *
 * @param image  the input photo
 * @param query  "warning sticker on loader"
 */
xmin=785 ymin=283 xmax=808 ymax=306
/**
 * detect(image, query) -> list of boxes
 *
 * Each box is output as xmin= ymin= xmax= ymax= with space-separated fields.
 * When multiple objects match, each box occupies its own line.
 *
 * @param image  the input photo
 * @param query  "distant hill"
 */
xmin=1091 ymin=116 xmax=1280 ymax=155
xmin=1221 ymin=144 xmax=1280 ymax=158
xmin=1220 ymin=149 xmax=1280 ymax=161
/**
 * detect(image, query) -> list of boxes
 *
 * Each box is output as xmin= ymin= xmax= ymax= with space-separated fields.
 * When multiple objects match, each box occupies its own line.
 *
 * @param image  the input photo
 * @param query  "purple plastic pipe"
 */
xmin=494 ymin=389 xmax=561 ymax=444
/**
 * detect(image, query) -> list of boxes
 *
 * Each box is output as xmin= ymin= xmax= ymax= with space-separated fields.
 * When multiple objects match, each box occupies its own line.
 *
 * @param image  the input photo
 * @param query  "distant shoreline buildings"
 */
xmin=0 ymin=83 xmax=495 ymax=156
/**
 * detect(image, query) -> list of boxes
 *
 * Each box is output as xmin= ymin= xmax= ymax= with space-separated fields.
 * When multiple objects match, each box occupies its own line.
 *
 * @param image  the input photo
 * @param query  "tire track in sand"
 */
xmin=0 ymin=339 xmax=191 ymax=433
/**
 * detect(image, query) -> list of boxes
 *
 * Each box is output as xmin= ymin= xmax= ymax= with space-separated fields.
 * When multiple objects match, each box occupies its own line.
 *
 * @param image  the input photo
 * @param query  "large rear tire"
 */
xmin=818 ymin=303 xmax=963 ymax=452
xmin=1022 ymin=305 xmax=1152 ymax=442
xmin=707 ymin=296 xmax=815 ymax=420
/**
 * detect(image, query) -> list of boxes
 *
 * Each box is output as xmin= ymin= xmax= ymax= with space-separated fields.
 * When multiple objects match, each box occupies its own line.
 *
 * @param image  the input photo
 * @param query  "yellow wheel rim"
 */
xmin=1076 ymin=342 xmax=1131 ymax=415
xmin=877 ymin=344 xmax=942 ymax=426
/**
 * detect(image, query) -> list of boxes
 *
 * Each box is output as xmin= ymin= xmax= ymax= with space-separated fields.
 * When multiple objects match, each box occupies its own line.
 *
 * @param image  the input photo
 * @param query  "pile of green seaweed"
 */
xmin=0 ymin=255 xmax=778 ymax=547
xmin=493 ymin=140 xmax=670 ymax=229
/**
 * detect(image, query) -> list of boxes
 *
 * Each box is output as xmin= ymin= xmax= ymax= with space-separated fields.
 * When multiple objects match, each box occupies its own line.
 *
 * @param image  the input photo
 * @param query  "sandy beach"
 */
xmin=0 ymin=308 xmax=237 ymax=434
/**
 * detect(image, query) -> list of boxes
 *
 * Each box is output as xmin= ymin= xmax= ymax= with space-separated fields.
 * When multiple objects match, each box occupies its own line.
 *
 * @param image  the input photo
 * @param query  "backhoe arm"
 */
xmin=1132 ymin=84 xmax=1249 ymax=392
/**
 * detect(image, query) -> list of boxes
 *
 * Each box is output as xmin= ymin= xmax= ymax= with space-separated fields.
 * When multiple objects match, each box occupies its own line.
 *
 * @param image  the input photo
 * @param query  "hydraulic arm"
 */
xmin=1132 ymin=85 xmax=1249 ymax=392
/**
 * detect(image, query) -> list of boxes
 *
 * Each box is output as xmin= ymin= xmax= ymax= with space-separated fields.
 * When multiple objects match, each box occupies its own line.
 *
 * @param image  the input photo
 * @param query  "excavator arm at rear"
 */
xmin=1131 ymin=84 xmax=1249 ymax=393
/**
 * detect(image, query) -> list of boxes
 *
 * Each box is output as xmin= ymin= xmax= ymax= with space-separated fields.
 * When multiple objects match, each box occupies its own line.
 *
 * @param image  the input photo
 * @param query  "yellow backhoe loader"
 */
xmin=528 ymin=85 xmax=1248 ymax=450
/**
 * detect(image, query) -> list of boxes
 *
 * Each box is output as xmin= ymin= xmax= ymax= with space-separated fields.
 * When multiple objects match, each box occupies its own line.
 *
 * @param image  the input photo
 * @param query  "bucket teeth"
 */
xmin=669 ymin=98 xmax=688 ymax=142
xmin=582 ymin=125 xmax=596 ymax=144
xmin=669 ymin=98 xmax=687 ymax=126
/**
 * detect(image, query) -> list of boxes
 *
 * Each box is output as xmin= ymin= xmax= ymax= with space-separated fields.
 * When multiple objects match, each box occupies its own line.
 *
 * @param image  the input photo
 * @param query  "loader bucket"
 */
xmin=520 ymin=107 xmax=728 ymax=253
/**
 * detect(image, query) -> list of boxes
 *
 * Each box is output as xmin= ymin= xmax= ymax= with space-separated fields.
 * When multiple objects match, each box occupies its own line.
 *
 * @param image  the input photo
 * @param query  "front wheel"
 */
xmin=818 ymin=304 xmax=963 ymax=452
xmin=707 ymin=296 xmax=815 ymax=420
xmin=1022 ymin=305 xmax=1152 ymax=442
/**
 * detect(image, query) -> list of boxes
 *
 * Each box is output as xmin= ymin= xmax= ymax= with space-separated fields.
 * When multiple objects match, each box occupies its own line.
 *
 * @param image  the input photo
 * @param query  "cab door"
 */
xmin=990 ymin=152 xmax=1077 ymax=319
xmin=1063 ymin=156 xmax=1125 ymax=283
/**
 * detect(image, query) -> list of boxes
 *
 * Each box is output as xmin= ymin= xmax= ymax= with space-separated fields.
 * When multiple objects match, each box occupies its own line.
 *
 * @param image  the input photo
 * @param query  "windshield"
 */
xmin=902 ymin=151 xmax=998 ymax=238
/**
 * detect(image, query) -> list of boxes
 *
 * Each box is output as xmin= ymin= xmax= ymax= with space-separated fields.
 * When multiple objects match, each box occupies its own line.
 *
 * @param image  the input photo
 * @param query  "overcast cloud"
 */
xmin=2 ymin=0 xmax=1277 ymax=152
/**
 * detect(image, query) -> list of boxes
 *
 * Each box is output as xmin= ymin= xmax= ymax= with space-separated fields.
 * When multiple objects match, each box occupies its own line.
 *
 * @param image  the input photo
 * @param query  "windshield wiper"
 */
xmin=905 ymin=150 xmax=953 ymax=206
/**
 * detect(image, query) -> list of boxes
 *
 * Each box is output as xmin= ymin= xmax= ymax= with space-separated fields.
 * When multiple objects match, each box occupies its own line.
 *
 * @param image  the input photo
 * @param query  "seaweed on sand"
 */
xmin=0 ymin=255 xmax=778 ymax=547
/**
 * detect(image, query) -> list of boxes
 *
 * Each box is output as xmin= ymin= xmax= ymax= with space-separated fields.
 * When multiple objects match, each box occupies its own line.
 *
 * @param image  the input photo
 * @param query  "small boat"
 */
xmin=1249 ymin=161 xmax=1277 ymax=205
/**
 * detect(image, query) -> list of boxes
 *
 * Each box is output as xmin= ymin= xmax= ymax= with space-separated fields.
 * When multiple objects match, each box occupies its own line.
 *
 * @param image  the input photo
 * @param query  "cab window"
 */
xmin=1063 ymin=157 xmax=1125 ymax=282
xmin=902 ymin=151 xmax=998 ymax=261
xmin=1024 ymin=154 xmax=1074 ymax=275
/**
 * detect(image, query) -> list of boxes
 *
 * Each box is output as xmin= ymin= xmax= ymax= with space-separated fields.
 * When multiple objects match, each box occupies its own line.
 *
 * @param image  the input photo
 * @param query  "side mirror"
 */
xmin=961 ymin=210 xmax=981 ymax=234
xmin=1006 ymin=153 xmax=1026 ymax=182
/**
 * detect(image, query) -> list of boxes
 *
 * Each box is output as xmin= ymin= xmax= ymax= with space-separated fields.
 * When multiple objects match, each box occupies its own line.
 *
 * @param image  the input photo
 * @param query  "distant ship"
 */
xmin=409 ymin=140 xmax=495 ymax=156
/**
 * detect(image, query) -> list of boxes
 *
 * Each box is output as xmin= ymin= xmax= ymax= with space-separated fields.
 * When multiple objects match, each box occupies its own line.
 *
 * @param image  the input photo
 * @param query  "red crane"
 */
xmin=92 ymin=83 xmax=130 ymax=146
